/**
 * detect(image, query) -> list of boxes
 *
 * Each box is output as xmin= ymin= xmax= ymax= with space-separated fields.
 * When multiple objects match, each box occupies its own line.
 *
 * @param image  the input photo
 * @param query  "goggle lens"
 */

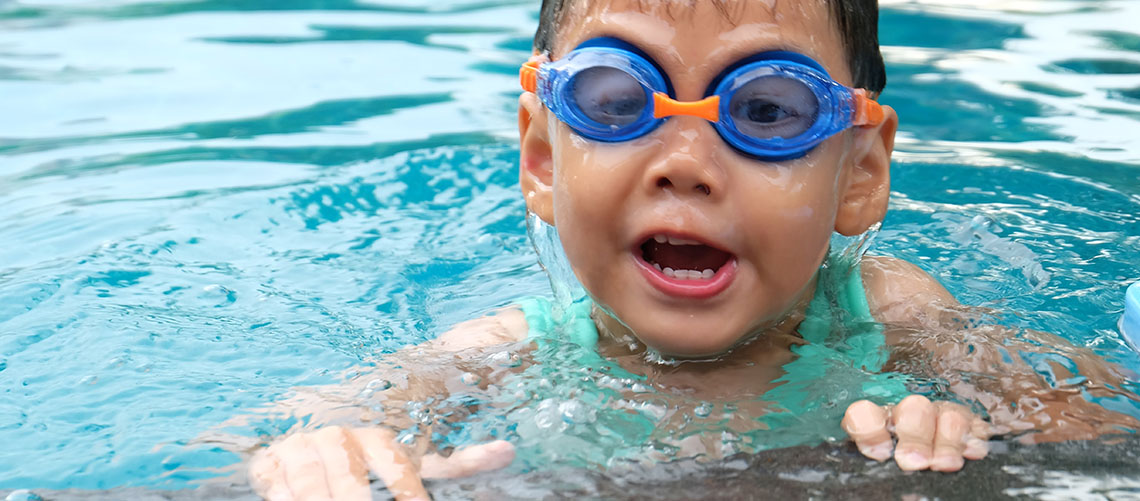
xmin=570 ymin=66 xmax=649 ymax=128
xmin=726 ymin=74 xmax=820 ymax=140
xmin=520 ymin=39 xmax=883 ymax=159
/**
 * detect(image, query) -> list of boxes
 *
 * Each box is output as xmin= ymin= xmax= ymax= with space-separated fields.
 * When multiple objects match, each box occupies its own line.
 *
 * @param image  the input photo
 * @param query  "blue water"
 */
xmin=1 ymin=0 xmax=1139 ymax=492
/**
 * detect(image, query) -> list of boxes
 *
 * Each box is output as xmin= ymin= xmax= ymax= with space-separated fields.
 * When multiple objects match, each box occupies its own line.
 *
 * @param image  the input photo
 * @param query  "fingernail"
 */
xmin=931 ymin=454 xmax=964 ymax=472
xmin=895 ymin=451 xmax=929 ymax=470
xmin=965 ymin=438 xmax=989 ymax=459
xmin=859 ymin=442 xmax=893 ymax=461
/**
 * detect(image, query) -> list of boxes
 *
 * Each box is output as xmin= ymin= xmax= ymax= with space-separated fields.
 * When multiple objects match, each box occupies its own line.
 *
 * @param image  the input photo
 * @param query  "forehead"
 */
xmin=553 ymin=0 xmax=851 ymax=86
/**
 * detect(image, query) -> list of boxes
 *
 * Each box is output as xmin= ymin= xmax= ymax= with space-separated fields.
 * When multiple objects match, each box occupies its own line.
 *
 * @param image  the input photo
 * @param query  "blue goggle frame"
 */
xmin=520 ymin=37 xmax=884 ymax=161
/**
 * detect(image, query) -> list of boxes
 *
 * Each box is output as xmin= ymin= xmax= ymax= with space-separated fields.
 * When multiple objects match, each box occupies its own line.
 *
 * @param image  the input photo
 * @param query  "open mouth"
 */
xmin=640 ymin=234 xmax=732 ymax=280
xmin=634 ymin=233 xmax=737 ymax=298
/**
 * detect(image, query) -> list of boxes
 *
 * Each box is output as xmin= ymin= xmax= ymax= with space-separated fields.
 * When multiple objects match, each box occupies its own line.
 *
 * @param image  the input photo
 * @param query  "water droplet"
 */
xmin=537 ymin=378 xmax=553 ymax=390
xmin=694 ymin=402 xmax=712 ymax=418
xmin=460 ymin=372 xmax=481 ymax=386
xmin=365 ymin=379 xmax=392 ymax=391
xmin=489 ymin=351 xmax=522 ymax=368
xmin=79 ymin=375 xmax=98 ymax=386
xmin=396 ymin=427 xmax=418 ymax=445
xmin=405 ymin=401 xmax=432 ymax=424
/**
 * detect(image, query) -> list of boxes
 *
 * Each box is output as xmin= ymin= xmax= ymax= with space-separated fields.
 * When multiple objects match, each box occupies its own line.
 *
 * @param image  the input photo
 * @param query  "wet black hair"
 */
xmin=532 ymin=0 xmax=887 ymax=94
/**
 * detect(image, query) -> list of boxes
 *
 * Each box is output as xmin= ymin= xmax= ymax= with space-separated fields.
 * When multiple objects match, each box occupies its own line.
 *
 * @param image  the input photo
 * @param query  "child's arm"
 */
xmin=843 ymin=255 xmax=1137 ymax=471
xmin=247 ymin=309 xmax=528 ymax=501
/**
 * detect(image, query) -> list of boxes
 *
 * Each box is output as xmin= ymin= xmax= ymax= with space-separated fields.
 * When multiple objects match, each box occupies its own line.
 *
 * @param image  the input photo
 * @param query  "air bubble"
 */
xmin=489 ymin=351 xmax=522 ymax=368
xmin=460 ymin=372 xmax=481 ymax=386
xmin=630 ymin=383 xmax=651 ymax=394
xmin=365 ymin=379 xmax=393 ymax=391
xmin=559 ymin=400 xmax=596 ymax=425
xmin=396 ymin=427 xmax=418 ymax=445
xmin=533 ymin=400 xmax=568 ymax=432
xmin=694 ymin=402 xmax=712 ymax=418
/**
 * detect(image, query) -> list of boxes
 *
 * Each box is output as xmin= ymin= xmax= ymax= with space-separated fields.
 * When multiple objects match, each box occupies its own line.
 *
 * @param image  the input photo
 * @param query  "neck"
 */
xmin=591 ymin=275 xmax=818 ymax=365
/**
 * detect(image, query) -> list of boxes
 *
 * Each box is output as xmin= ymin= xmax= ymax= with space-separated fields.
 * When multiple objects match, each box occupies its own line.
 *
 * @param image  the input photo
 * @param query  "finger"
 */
xmin=310 ymin=427 xmax=371 ymax=501
xmin=965 ymin=415 xmax=991 ymax=460
xmin=892 ymin=394 xmax=936 ymax=471
xmin=351 ymin=427 xmax=431 ymax=501
xmin=279 ymin=434 xmax=333 ymax=501
xmin=841 ymin=400 xmax=893 ymax=461
xmin=930 ymin=403 xmax=971 ymax=472
xmin=249 ymin=449 xmax=293 ymax=501
xmin=421 ymin=440 xmax=516 ymax=479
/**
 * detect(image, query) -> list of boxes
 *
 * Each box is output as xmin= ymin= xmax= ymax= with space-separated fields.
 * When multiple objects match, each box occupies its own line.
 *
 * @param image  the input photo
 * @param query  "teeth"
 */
xmin=667 ymin=236 xmax=702 ymax=246
xmin=651 ymin=234 xmax=703 ymax=246
xmin=657 ymin=266 xmax=714 ymax=281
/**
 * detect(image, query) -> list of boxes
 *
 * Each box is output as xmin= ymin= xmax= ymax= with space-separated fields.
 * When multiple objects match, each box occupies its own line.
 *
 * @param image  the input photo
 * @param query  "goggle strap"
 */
xmin=520 ymin=61 xmax=540 ymax=93
xmin=652 ymin=93 xmax=721 ymax=122
xmin=851 ymin=89 xmax=885 ymax=127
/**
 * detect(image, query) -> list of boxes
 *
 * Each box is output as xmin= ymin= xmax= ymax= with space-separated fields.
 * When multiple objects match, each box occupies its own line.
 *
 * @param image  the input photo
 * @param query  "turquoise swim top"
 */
xmin=516 ymin=259 xmax=911 ymax=414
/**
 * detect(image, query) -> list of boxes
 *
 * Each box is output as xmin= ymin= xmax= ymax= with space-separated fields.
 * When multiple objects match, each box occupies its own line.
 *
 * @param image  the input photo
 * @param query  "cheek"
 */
xmin=550 ymin=128 xmax=661 ymax=229
xmin=731 ymin=148 xmax=845 ymax=285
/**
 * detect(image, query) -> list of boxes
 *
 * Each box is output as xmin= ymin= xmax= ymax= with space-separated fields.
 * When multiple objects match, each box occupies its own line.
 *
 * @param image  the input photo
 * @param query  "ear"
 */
xmin=518 ymin=91 xmax=556 ymax=225
xmin=834 ymin=104 xmax=897 ymax=236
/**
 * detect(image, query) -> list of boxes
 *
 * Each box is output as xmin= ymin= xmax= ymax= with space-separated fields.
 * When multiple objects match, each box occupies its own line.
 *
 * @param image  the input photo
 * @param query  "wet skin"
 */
xmin=519 ymin=0 xmax=894 ymax=358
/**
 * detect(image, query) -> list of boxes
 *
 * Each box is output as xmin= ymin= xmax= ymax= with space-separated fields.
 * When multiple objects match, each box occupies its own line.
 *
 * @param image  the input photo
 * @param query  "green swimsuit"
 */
xmin=516 ymin=260 xmax=910 ymax=414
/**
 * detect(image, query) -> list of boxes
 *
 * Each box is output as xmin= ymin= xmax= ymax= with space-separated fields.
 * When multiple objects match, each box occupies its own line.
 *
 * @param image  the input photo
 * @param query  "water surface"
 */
xmin=1 ymin=0 xmax=1138 ymax=492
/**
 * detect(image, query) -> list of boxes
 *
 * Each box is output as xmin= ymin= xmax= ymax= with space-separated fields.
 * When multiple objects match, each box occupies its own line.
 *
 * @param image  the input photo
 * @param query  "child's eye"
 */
xmin=572 ymin=66 xmax=648 ymax=127
xmin=742 ymin=100 xmax=792 ymax=123
xmin=728 ymin=76 xmax=819 ymax=139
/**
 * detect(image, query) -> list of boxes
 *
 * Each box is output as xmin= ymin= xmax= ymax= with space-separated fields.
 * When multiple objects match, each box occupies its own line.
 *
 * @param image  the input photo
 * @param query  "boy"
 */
xmin=247 ymin=1 xmax=1135 ymax=499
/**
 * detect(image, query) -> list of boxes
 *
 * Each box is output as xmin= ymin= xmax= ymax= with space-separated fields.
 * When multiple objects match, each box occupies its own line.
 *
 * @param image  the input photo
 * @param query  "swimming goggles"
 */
xmin=520 ymin=37 xmax=885 ymax=161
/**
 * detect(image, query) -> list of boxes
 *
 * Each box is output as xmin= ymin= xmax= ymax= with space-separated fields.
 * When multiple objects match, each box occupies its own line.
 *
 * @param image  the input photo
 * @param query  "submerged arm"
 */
xmin=247 ymin=308 xmax=529 ymax=500
xmin=862 ymin=255 xmax=1137 ymax=441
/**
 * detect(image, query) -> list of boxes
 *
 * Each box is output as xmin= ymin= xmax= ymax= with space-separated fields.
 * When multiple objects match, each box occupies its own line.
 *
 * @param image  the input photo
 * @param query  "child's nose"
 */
xmin=643 ymin=120 xmax=725 ymax=199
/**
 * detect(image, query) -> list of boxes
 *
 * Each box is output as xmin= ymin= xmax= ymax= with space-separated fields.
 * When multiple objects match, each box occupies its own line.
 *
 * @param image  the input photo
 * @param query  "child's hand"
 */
xmin=842 ymin=395 xmax=990 ymax=472
xmin=248 ymin=426 xmax=515 ymax=501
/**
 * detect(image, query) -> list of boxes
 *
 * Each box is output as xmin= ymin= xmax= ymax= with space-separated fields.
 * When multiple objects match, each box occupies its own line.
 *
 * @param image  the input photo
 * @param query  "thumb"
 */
xmin=420 ymin=440 xmax=516 ymax=480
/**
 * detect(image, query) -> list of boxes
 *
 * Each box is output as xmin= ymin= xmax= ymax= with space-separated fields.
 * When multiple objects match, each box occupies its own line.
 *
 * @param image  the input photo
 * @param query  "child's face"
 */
xmin=519 ymin=0 xmax=896 ymax=357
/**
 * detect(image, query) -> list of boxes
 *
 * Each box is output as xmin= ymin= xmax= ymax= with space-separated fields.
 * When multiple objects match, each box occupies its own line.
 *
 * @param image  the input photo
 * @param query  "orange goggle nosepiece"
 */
xmin=652 ymin=93 xmax=720 ymax=122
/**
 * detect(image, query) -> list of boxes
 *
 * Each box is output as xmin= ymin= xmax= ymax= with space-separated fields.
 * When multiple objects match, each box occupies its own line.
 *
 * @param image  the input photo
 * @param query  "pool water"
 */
xmin=1 ymin=0 xmax=1139 ymax=494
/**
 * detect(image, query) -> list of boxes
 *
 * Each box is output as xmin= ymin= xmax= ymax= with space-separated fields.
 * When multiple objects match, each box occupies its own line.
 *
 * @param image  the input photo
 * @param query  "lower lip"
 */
xmin=633 ymin=255 xmax=737 ymax=299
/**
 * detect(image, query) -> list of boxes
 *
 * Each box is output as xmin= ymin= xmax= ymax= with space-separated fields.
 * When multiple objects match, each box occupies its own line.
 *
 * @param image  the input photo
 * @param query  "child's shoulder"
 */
xmin=426 ymin=307 xmax=529 ymax=352
xmin=860 ymin=255 xmax=958 ymax=328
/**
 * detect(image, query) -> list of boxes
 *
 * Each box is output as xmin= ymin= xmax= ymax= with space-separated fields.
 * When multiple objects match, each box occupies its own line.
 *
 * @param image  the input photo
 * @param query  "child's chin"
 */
xmin=636 ymin=329 xmax=742 ymax=359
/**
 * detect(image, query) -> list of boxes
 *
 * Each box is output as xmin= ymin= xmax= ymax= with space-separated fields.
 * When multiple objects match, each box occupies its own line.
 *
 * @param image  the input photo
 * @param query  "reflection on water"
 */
xmin=1 ymin=0 xmax=1139 ymax=493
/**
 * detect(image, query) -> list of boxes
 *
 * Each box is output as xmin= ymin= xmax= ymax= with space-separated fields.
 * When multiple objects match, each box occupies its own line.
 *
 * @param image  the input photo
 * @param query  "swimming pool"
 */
xmin=1 ymin=0 xmax=1138 ymax=498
